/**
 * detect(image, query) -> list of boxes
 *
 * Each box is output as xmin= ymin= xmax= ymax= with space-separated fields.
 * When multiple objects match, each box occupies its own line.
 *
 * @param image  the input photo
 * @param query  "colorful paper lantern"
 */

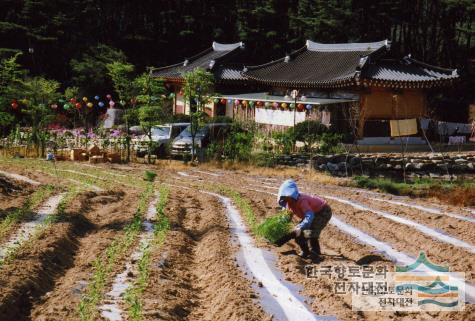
xmin=11 ymin=101 xmax=18 ymax=109
xmin=265 ymin=102 xmax=271 ymax=108
xmin=249 ymin=101 xmax=255 ymax=107
xmin=227 ymin=99 xmax=232 ymax=104
xmin=272 ymin=102 xmax=279 ymax=108
xmin=75 ymin=102 xmax=82 ymax=109
xmin=70 ymin=98 xmax=77 ymax=104
xmin=281 ymin=102 xmax=288 ymax=109
xmin=98 ymin=101 xmax=105 ymax=108
xmin=82 ymin=96 xmax=88 ymax=102
xmin=234 ymin=99 xmax=240 ymax=105
xmin=59 ymin=98 xmax=65 ymax=104
xmin=297 ymin=103 xmax=304 ymax=111
xmin=213 ymin=98 xmax=219 ymax=103
xmin=306 ymin=104 xmax=312 ymax=110
xmin=51 ymin=103 xmax=58 ymax=109
xmin=289 ymin=103 xmax=295 ymax=109
xmin=220 ymin=98 xmax=226 ymax=104
xmin=94 ymin=95 xmax=100 ymax=100
xmin=242 ymin=100 xmax=248 ymax=106
xmin=63 ymin=103 xmax=70 ymax=110
xmin=109 ymin=100 xmax=115 ymax=108
xmin=120 ymin=100 xmax=125 ymax=106
xmin=106 ymin=94 xmax=112 ymax=100
xmin=87 ymin=102 xmax=93 ymax=108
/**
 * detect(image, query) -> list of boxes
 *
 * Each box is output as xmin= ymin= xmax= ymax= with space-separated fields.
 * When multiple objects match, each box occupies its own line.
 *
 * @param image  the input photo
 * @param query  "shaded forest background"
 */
xmin=0 ymin=0 xmax=474 ymax=110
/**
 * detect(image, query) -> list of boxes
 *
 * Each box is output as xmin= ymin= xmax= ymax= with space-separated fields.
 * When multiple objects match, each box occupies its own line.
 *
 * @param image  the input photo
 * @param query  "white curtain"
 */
xmin=255 ymin=109 xmax=306 ymax=126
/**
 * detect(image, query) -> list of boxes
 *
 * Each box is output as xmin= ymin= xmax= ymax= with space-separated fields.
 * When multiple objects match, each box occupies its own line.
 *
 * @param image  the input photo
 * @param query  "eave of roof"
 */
xmin=361 ymin=57 xmax=459 ymax=88
xmin=152 ymin=41 xmax=244 ymax=80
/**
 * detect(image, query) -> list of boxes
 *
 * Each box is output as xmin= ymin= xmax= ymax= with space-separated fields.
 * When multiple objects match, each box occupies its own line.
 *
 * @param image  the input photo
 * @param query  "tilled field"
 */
xmin=0 ymin=159 xmax=473 ymax=321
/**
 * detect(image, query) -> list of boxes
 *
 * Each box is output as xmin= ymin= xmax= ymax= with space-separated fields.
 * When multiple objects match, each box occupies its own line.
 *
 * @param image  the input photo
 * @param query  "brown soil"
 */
xmin=429 ymin=186 xmax=475 ymax=207
xmin=0 ymin=174 xmax=33 ymax=219
xmin=29 ymin=188 xmax=139 ymax=321
xmin=141 ymin=188 xmax=270 ymax=321
xmin=171 ymin=169 xmax=475 ymax=321
xmin=1 ymin=160 xmax=473 ymax=321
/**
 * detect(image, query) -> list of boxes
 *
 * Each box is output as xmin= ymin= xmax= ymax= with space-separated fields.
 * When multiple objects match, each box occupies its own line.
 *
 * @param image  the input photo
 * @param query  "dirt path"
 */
xmin=140 ymin=188 xmax=270 ymax=321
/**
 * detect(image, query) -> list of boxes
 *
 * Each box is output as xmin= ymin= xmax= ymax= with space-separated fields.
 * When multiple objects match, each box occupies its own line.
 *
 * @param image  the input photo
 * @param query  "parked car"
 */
xmin=171 ymin=123 xmax=231 ymax=158
xmin=134 ymin=122 xmax=189 ymax=157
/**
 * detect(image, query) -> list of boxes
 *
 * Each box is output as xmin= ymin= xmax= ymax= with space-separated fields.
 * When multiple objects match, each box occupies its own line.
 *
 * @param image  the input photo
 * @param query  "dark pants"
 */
xmin=295 ymin=205 xmax=332 ymax=255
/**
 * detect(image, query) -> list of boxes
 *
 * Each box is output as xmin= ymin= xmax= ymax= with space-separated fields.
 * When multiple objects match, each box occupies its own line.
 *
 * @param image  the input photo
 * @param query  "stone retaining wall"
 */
xmin=271 ymin=152 xmax=475 ymax=176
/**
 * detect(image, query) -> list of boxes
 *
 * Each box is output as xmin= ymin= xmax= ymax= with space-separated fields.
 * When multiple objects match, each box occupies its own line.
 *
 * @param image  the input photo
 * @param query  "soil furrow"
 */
xmin=30 ymin=189 xmax=138 ymax=321
xmin=141 ymin=188 xmax=269 ymax=321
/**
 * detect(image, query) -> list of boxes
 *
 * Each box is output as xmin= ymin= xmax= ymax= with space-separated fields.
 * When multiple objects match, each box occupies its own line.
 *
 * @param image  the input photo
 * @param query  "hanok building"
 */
xmin=152 ymin=41 xmax=249 ymax=117
xmin=238 ymin=40 xmax=458 ymax=148
xmin=154 ymin=39 xmax=458 ymax=150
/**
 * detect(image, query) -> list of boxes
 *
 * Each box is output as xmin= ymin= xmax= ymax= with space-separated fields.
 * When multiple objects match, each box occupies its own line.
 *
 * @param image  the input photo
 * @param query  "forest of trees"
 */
xmin=0 ymin=0 xmax=474 ymax=102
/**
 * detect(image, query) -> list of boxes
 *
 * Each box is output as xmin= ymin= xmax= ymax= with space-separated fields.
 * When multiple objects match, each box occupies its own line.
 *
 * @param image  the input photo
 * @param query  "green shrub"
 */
xmin=317 ymin=132 xmax=344 ymax=154
xmin=272 ymin=130 xmax=295 ymax=154
xmin=143 ymin=170 xmax=157 ymax=182
xmin=250 ymin=151 xmax=276 ymax=167
xmin=294 ymin=120 xmax=329 ymax=152
xmin=256 ymin=213 xmax=292 ymax=243
xmin=171 ymin=113 xmax=191 ymax=123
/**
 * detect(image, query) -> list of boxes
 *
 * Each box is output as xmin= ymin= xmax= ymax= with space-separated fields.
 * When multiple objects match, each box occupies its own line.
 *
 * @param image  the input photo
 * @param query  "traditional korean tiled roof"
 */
xmin=243 ymin=40 xmax=390 ymax=88
xmin=243 ymin=40 xmax=458 ymax=89
xmin=361 ymin=57 xmax=459 ymax=88
xmin=152 ymin=42 xmax=245 ymax=82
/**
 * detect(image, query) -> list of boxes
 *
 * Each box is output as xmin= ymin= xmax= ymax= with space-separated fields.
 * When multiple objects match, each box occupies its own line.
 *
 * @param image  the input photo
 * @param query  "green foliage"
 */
xmin=250 ymin=151 xmax=276 ymax=167
xmin=272 ymin=130 xmax=295 ymax=154
xmin=183 ymin=68 xmax=214 ymax=161
xmin=293 ymin=120 xmax=329 ymax=152
xmin=106 ymin=61 xmax=135 ymax=102
xmin=0 ymin=53 xmax=25 ymax=128
xmin=353 ymin=175 xmax=475 ymax=197
xmin=256 ymin=212 xmax=292 ymax=243
xmin=71 ymin=44 xmax=126 ymax=95
xmin=172 ymin=113 xmax=191 ymax=123
xmin=317 ymin=132 xmax=344 ymax=154
xmin=19 ymin=77 xmax=61 ymax=156
xmin=207 ymin=122 xmax=253 ymax=162
xmin=143 ymin=170 xmax=157 ymax=182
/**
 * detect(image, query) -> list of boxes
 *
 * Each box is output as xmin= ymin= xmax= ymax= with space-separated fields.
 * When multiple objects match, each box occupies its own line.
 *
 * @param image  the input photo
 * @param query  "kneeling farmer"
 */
xmin=275 ymin=179 xmax=332 ymax=258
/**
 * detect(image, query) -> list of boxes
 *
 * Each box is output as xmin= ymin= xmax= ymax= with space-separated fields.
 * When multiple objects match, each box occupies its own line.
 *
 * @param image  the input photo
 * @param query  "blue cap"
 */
xmin=277 ymin=179 xmax=299 ymax=207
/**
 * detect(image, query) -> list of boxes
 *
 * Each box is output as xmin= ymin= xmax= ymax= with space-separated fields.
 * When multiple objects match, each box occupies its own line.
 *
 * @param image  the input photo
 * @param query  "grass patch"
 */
xmin=125 ymin=185 xmax=170 ymax=321
xmin=143 ymin=170 xmax=157 ymax=182
xmin=256 ymin=212 xmax=292 ymax=243
xmin=353 ymin=175 xmax=475 ymax=206
xmin=78 ymin=183 xmax=154 ymax=321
